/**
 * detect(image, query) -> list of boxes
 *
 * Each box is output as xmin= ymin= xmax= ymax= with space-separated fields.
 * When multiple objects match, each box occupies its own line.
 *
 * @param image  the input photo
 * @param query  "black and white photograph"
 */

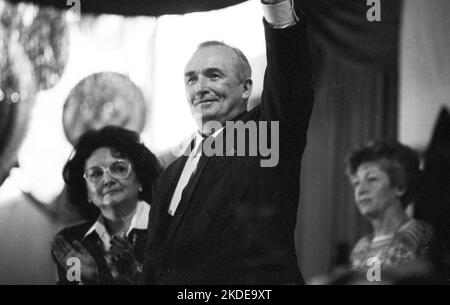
xmin=0 ymin=0 xmax=449 ymax=292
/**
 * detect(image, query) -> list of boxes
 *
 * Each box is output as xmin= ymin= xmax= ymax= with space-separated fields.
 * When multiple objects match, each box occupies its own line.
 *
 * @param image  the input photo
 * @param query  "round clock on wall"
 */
xmin=62 ymin=72 xmax=147 ymax=145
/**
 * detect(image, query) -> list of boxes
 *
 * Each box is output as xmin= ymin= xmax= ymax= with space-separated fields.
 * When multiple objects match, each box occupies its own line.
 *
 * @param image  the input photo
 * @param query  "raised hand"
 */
xmin=51 ymin=235 xmax=99 ymax=283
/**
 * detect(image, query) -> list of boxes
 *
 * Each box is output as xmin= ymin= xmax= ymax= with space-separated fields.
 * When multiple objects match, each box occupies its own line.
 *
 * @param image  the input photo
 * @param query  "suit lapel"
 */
xmin=157 ymin=135 xmax=199 ymax=218
xmin=164 ymin=128 xmax=231 ymax=243
xmin=163 ymin=126 xmax=233 ymax=243
xmin=165 ymin=152 xmax=209 ymax=243
xmin=160 ymin=156 xmax=188 ymax=212
xmin=146 ymin=154 xmax=188 ymax=249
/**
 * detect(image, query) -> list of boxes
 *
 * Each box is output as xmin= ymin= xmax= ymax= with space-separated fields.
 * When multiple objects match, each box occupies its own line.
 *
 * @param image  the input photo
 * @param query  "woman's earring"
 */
xmin=138 ymin=186 xmax=143 ymax=192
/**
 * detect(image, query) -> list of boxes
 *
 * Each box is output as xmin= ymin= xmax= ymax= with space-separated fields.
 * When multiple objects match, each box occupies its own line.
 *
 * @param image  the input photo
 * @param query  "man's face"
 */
xmin=184 ymin=45 xmax=252 ymax=130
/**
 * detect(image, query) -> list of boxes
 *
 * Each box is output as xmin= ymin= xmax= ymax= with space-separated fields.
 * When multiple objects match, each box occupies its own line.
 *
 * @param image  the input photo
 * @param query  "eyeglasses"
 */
xmin=83 ymin=160 xmax=132 ymax=185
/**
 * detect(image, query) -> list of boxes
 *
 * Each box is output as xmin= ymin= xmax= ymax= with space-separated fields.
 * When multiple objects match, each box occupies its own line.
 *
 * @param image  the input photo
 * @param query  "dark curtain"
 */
xmin=295 ymin=0 xmax=401 ymax=278
xmin=298 ymin=0 xmax=399 ymax=66
xmin=8 ymin=0 xmax=248 ymax=16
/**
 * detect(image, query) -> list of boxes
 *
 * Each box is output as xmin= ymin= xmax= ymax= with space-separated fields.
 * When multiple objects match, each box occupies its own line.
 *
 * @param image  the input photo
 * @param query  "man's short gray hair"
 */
xmin=196 ymin=40 xmax=252 ymax=83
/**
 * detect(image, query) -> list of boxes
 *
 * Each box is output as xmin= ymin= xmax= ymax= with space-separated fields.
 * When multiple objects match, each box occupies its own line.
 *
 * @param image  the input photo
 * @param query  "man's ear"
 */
xmin=242 ymin=79 xmax=253 ymax=100
xmin=395 ymin=186 xmax=406 ymax=197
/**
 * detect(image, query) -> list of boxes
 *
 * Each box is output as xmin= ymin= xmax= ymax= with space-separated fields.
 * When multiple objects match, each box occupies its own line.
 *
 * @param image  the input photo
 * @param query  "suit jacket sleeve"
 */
xmin=260 ymin=17 xmax=314 ymax=161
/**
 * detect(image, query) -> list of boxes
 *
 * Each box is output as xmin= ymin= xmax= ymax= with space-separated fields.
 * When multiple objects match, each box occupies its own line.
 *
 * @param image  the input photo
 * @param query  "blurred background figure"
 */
xmin=345 ymin=140 xmax=433 ymax=276
xmin=414 ymin=108 xmax=450 ymax=282
xmin=51 ymin=126 xmax=161 ymax=284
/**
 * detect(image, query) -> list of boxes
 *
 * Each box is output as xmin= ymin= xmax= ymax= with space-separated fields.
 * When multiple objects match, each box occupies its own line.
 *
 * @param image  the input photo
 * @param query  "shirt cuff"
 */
xmin=261 ymin=0 xmax=299 ymax=29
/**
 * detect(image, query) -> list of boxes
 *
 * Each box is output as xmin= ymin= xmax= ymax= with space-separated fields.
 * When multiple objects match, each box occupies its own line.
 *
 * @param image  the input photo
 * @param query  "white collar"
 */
xmin=193 ymin=127 xmax=224 ymax=153
xmin=83 ymin=200 xmax=150 ymax=249
xmin=196 ymin=127 xmax=224 ymax=140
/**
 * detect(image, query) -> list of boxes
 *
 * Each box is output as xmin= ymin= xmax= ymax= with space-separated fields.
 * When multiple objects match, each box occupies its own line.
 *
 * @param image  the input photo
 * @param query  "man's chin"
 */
xmin=194 ymin=111 xmax=219 ymax=124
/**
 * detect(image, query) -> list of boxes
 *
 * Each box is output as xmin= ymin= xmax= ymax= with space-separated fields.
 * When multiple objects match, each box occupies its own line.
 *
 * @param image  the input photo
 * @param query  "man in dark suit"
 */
xmin=141 ymin=0 xmax=314 ymax=284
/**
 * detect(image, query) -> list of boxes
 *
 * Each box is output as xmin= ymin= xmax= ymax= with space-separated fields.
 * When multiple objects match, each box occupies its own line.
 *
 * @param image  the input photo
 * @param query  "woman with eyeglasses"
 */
xmin=51 ymin=126 xmax=161 ymax=284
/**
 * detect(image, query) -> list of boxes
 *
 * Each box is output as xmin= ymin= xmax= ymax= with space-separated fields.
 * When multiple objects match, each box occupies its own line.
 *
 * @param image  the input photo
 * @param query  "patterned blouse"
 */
xmin=350 ymin=219 xmax=433 ymax=272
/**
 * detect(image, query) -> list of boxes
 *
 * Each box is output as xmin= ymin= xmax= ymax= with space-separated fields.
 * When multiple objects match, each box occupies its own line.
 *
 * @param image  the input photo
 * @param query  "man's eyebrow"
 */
xmin=204 ymin=67 xmax=224 ymax=74
xmin=184 ymin=71 xmax=196 ymax=78
xmin=185 ymin=67 xmax=224 ymax=77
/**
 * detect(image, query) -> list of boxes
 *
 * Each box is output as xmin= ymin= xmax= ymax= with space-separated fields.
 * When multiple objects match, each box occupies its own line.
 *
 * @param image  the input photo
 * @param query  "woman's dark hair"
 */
xmin=346 ymin=140 xmax=421 ymax=209
xmin=63 ymin=126 xmax=162 ymax=220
